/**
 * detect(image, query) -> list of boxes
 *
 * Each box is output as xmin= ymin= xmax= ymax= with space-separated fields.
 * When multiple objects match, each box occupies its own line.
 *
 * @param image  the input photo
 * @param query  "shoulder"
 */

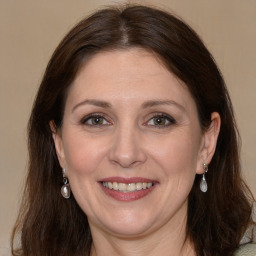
xmin=234 ymin=243 xmax=256 ymax=256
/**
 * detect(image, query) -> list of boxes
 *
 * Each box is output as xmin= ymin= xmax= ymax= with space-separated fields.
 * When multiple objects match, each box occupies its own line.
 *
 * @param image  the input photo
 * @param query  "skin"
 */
xmin=52 ymin=48 xmax=220 ymax=256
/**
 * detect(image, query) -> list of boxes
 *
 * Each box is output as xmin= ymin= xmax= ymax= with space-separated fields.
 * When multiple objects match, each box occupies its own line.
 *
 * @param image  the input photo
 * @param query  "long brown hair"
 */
xmin=12 ymin=5 xmax=255 ymax=256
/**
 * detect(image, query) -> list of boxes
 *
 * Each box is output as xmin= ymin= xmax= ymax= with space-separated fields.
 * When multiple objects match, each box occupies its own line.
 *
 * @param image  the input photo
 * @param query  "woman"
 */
xmin=12 ymin=4 xmax=255 ymax=256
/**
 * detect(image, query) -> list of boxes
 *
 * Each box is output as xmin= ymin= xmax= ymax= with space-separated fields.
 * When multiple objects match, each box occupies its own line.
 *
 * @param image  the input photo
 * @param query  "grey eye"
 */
xmin=147 ymin=114 xmax=175 ymax=127
xmin=81 ymin=115 xmax=110 ymax=126
xmin=152 ymin=116 xmax=169 ymax=125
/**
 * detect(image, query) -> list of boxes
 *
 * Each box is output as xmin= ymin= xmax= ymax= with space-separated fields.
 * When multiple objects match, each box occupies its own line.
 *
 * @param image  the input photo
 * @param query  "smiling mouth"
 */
xmin=99 ymin=177 xmax=158 ymax=201
xmin=101 ymin=181 xmax=155 ymax=192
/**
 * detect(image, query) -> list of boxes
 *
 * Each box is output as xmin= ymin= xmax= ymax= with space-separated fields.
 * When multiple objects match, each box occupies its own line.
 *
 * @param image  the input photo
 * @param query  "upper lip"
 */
xmin=100 ymin=176 xmax=158 ymax=184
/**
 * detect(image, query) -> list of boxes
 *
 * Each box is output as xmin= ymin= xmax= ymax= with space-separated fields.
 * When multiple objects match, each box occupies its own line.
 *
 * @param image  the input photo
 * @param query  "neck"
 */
xmin=89 ymin=203 xmax=196 ymax=256
xmin=90 ymin=235 xmax=195 ymax=256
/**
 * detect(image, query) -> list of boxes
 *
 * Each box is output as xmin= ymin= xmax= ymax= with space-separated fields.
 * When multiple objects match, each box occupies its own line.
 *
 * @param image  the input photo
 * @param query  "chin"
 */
xmin=88 ymin=207 xmax=159 ymax=238
xmin=102 ymin=219 xmax=155 ymax=238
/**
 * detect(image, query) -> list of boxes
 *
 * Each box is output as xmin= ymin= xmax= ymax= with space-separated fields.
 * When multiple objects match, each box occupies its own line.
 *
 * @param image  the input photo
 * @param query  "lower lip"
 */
xmin=100 ymin=183 xmax=156 ymax=201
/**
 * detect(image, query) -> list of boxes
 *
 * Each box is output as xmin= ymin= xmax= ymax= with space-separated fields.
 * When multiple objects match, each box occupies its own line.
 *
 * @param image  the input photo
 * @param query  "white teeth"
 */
xmin=102 ymin=181 xmax=154 ymax=192
xmin=119 ymin=183 xmax=127 ymax=191
xmin=147 ymin=183 xmax=152 ymax=188
xmin=108 ymin=182 xmax=113 ymax=189
xmin=127 ymin=183 xmax=136 ymax=192
xmin=112 ymin=182 xmax=118 ymax=190
xmin=136 ymin=182 xmax=143 ymax=190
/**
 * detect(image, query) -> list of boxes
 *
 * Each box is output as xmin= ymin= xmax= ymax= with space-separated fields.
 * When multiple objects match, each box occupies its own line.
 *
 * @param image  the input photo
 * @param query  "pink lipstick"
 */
xmin=99 ymin=177 xmax=158 ymax=201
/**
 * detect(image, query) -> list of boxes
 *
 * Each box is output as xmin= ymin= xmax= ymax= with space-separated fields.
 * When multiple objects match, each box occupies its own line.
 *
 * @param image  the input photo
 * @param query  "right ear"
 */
xmin=49 ymin=120 xmax=66 ymax=168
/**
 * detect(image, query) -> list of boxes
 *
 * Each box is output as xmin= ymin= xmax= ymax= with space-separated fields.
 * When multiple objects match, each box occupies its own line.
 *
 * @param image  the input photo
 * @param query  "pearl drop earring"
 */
xmin=200 ymin=163 xmax=208 ymax=193
xmin=61 ymin=168 xmax=71 ymax=199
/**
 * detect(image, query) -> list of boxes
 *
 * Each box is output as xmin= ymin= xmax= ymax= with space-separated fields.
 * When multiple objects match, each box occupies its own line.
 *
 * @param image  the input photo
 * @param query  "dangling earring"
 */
xmin=200 ymin=163 xmax=208 ymax=193
xmin=61 ymin=168 xmax=70 ymax=199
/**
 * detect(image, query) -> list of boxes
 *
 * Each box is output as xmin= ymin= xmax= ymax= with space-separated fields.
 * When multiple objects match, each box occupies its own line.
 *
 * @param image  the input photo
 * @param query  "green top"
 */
xmin=234 ymin=244 xmax=256 ymax=256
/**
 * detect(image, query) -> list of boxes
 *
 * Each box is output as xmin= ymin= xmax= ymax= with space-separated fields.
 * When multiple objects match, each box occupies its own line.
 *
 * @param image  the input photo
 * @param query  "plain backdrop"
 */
xmin=0 ymin=0 xmax=255 ymax=254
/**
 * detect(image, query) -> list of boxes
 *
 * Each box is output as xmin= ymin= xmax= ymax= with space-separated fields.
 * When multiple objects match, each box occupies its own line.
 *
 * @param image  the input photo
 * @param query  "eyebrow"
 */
xmin=72 ymin=99 xmax=185 ymax=113
xmin=142 ymin=100 xmax=185 ymax=112
xmin=72 ymin=99 xmax=112 ymax=113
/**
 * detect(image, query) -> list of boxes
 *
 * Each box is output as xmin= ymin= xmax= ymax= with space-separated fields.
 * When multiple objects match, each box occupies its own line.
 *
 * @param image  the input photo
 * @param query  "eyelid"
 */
xmin=79 ymin=112 xmax=176 ymax=128
xmin=144 ymin=113 xmax=176 ymax=128
xmin=80 ymin=113 xmax=112 ymax=126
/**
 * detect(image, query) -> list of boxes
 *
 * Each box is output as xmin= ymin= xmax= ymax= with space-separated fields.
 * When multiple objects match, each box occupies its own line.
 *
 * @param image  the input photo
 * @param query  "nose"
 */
xmin=109 ymin=126 xmax=147 ymax=168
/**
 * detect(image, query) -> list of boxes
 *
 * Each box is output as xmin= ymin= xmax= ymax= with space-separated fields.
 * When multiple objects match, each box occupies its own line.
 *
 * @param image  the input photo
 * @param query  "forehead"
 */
xmin=66 ymin=48 xmax=195 ymax=110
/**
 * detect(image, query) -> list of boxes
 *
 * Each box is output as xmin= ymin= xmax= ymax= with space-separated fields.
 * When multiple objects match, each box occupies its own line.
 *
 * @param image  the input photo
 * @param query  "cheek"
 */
xmin=149 ymin=131 xmax=201 ymax=173
xmin=63 ymin=131 xmax=109 ymax=176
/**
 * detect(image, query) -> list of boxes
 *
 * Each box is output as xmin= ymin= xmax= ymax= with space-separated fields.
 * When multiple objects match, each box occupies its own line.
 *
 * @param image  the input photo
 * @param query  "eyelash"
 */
xmin=80 ymin=113 xmax=111 ymax=127
xmin=80 ymin=113 xmax=176 ymax=128
xmin=145 ymin=113 xmax=176 ymax=128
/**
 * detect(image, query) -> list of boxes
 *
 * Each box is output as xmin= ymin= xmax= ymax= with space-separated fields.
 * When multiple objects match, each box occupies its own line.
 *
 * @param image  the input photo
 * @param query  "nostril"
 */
xmin=108 ymin=131 xmax=147 ymax=167
xmin=110 ymin=158 xmax=139 ymax=169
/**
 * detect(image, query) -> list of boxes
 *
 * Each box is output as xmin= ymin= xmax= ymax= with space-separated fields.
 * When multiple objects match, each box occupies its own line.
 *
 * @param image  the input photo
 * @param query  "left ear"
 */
xmin=196 ymin=112 xmax=221 ymax=174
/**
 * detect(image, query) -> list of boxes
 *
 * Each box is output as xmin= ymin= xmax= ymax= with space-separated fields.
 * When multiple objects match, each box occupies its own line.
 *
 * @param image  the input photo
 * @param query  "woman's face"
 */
xmin=53 ymin=48 xmax=215 ymax=238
